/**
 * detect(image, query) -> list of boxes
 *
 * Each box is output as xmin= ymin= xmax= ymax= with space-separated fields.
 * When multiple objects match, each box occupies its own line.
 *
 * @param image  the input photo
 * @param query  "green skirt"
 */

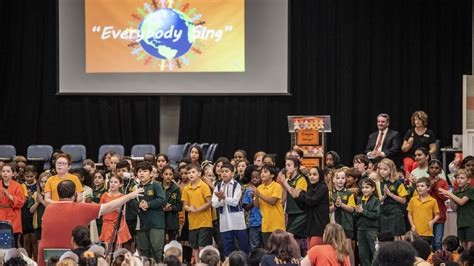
xmin=379 ymin=204 xmax=406 ymax=236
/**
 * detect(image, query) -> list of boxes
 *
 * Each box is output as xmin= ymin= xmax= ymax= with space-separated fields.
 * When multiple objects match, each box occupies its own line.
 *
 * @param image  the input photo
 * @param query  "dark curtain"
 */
xmin=179 ymin=0 xmax=472 ymax=166
xmin=0 ymin=1 xmax=161 ymax=161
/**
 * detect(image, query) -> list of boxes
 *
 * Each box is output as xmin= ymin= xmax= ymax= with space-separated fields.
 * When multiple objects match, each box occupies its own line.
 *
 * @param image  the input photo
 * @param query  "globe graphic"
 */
xmin=138 ymin=8 xmax=195 ymax=60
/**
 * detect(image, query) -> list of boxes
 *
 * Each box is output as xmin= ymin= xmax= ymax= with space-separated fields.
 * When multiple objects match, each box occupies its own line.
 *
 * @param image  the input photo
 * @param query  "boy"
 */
xmin=252 ymin=164 xmax=285 ymax=246
xmin=242 ymin=167 xmax=263 ymax=251
xmin=407 ymin=177 xmax=440 ymax=245
xmin=116 ymin=160 xmax=139 ymax=253
xmin=181 ymin=164 xmax=213 ymax=262
xmin=211 ymin=163 xmax=249 ymax=256
xmin=135 ymin=161 xmax=166 ymax=262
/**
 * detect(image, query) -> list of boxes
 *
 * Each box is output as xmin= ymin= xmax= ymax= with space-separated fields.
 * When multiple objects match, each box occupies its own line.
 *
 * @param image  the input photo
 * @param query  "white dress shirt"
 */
xmin=211 ymin=179 xmax=247 ymax=232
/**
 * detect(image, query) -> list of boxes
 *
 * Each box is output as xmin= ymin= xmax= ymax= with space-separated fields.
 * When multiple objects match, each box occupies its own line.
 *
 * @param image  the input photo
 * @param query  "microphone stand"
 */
xmin=107 ymin=177 xmax=135 ymax=263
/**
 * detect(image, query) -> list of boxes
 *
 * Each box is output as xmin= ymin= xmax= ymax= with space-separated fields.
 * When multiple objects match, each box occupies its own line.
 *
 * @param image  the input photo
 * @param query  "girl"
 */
xmin=439 ymin=169 xmax=474 ymax=250
xmin=22 ymin=165 xmax=38 ymax=259
xmin=99 ymin=175 xmax=131 ymax=248
xmin=71 ymin=168 xmax=93 ymax=203
xmin=377 ymin=158 xmax=408 ymax=239
xmin=29 ymin=171 xmax=50 ymax=259
xmin=296 ymin=167 xmax=329 ymax=250
xmin=302 ymin=223 xmax=351 ymax=266
xmin=235 ymin=159 xmax=249 ymax=184
xmin=329 ymin=169 xmax=356 ymax=265
xmin=212 ymin=157 xmax=230 ymax=183
xmin=156 ymin=154 xmax=170 ymax=174
xmin=278 ymin=157 xmax=308 ymax=251
xmin=188 ymin=145 xmax=204 ymax=165
xmin=0 ymin=163 xmax=26 ymax=247
xmin=410 ymin=147 xmax=430 ymax=180
xmin=162 ymin=166 xmax=182 ymax=242
xmin=354 ymin=179 xmax=380 ymax=266
xmin=92 ymin=171 xmax=107 ymax=236
xmin=253 ymin=151 xmax=266 ymax=167
xmin=260 ymin=230 xmax=301 ymax=266
xmin=262 ymin=154 xmax=276 ymax=167
xmin=102 ymin=151 xmax=115 ymax=174
xmin=82 ymin=159 xmax=96 ymax=175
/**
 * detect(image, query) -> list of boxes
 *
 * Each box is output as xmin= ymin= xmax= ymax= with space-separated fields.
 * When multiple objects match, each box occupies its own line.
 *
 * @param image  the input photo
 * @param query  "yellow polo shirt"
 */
xmin=407 ymin=195 xmax=439 ymax=236
xmin=44 ymin=174 xmax=84 ymax=201
xmin=182 ymin=179 xmax=213 ymax=230
xmin=258 ymin=181 xmax=285 ymax=233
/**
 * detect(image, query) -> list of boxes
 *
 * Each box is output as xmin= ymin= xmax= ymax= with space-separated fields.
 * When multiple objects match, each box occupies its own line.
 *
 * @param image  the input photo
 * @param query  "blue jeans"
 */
xmin=248 ymin=226 xmax=263 ymax=251
xmin=221 ymin=229 xmax=250 ymax=256
xmin=433 ymin=223 xmax=444 ymax=251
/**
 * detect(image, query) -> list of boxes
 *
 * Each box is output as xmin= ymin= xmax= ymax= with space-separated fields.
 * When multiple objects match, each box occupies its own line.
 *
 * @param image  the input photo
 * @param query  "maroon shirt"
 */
xmin=429 ymin=177 xmax=449 ymax=223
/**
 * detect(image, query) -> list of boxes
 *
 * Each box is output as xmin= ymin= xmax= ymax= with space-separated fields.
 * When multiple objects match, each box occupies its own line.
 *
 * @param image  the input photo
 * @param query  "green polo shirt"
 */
xmin=331 ymin=188 xmax=356 ymax=232
xmin=137 ymin=180 xmax=166 ymax=230
xmin=454 ymin=185 xmax=474 ymax=228
xmin=164 ymin=182 xmax=182 ymax=231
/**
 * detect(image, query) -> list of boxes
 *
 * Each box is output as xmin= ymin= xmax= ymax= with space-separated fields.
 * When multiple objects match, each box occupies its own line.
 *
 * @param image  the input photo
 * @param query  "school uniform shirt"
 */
xmin=285 ymin=174 xmax=307 ymax=214
xmin=331 ymin=188 xmax=356 ymax=233
xmin=136 ymin=180 xmax=166 ymax=230
xmin=257 ymin=181 xmax=285 ymax=233
xmin=32 ymin=191 xmax=46 ymax=229
xmin=454 ymin=185 xmax=474 ymax=228
xmin=354 ymin=195 xmax=380 ymax=231
xmin=181 ymin=179 xmax=213 ymax=230
xmin=211 ymin=179 xmax=246 ymax=232
xmin=0 ymin=180 xmax=25 ymax=233
xmin=376 ymin=179 xmax=408 ymax=205
xmin=44 ymin=174 xmax=84 ymax=201
xmin=407 ymin=195 xmax=439 ymax=236
xmin=163 ymin=182 xmax=182 ymax=231
xmin=92 ymin=186 xmax=107 ymax=204
xmin=242 ymin=187 xmax=262 ymax=227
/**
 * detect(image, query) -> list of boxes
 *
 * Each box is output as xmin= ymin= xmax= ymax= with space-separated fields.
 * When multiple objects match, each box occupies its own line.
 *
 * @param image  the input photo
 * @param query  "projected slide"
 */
xmin=85 ymin=0 xmax=245 ymax=73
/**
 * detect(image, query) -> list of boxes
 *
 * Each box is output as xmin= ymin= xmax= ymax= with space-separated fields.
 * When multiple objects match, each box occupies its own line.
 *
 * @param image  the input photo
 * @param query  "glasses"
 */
xmin=56 ymin=162 xmax=69 ymax=166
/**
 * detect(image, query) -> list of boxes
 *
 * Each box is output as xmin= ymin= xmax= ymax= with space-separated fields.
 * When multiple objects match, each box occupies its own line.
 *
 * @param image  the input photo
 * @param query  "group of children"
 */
xmin=0 ymin=144 xmax=473 ymax=265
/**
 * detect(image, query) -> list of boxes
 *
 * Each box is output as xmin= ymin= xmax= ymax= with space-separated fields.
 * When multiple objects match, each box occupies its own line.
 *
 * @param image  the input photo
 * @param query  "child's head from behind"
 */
xmin=136 ymin=161 xmax=152 ymax=184
xmin=361 ymin=179 xmax=376 ymax=197
xmin=443 ymin=235 xmax=460 ymax=253
xmin=249 ymin=248 xmax=267 ymax=266
xmin=415 ymin=177 xmax=430 ymax=196
xmin=267 ymin=230 xmax=295 ymax=262
xmin=220 ymin=163 xmax=234 ymax=183
xmin=186 ymin=163 xmax=202 ymax=183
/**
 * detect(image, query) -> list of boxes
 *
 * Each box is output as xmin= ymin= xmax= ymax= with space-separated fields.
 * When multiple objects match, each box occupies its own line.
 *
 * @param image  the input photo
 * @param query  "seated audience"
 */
xmin=260 ymin=230 xmax=300 ymax=266
xmin=411 ymin=239 xmax=431 ymax=266
xmin=199 ymin=245 xmax=221 ymax=266
xmin=377 ymin=240 xmax=416 ymax=266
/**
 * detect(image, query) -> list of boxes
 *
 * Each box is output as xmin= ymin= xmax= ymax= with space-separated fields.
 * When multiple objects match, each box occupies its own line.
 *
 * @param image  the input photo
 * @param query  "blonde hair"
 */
xmin=377 ymin=158 xmax=397 ymax=182
xmin=458 ymin=168 xmax=473 ymax=179
xmin=411 ymin=110 xmax=428 ymax=127
xmin=323 ymin=223 xmax=350 ymax=264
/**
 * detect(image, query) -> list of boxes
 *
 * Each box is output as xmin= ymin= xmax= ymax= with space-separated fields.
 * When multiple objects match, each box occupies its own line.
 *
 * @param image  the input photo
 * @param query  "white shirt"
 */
xmin=211 ymin=179 xmax=247 ymax=232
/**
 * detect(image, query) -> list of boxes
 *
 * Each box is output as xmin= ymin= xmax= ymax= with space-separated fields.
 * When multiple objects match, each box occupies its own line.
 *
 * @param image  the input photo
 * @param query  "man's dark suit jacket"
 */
xmin=364 ymin=129 xmax=401 ymax=164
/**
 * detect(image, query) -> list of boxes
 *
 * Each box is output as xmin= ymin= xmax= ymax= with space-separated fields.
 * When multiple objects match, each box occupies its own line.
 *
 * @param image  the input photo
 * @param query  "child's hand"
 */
xmin=189 ymin=206 xmax=198 ymax=213
xmin=251 ymin=187 xmax=258 ymax=196
xmin=139 ymin=200 xmax=148 ymax=211
xmin=184 ymin=205 xmax=191 ymax=212
xmin=37 ymin=193 xmax=43 ymax=202
xmin=437 ymin=188 xmax=449 ymax=196
xmin=348 ymin=187 xmax=359 ymax=194
xmin=335 ymin=197 xmax=342 ymax=207
xmin=411 ymin=226 xmax=416 ymax=232
xmin=428 ymin=220 xmax=435 ymax=228
xmin=276 ymin=173 xmax=286 ymax=185
xmin=163 ymin=203 xmax=172 ymax=211
xmin=383 ymin=186 xmax=392 ymax=197
xmin=355 ymin=204 xmax=363 ymax=213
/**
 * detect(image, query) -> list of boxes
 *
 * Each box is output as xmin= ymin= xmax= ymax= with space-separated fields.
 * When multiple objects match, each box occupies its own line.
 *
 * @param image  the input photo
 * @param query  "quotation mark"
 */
xmin=92 ymin=26 xmax=101 ymax=32
xmin=224 ymin=25 xmax=233 ymax=32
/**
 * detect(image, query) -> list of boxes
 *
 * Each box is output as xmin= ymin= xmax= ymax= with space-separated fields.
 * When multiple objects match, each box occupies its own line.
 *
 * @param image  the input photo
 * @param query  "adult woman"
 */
xmin=260 ymin=230 xmax=301 ymax=266
xmin=401 ymin=111 xmax=437 ymax=175
xmin=301 ymin=223 xmax=351 ymax=266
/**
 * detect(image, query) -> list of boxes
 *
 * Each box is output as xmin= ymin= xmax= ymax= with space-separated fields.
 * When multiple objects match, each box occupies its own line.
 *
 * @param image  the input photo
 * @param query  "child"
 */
xmin=278 ymin=157 xmax=308 ymax=252
xmin=242 ymin=167 xmax=263 ymax=251
xmin=439 ymin=169 xmax=474 ymax=250
xmin=106 ymin=153 xmax=120 ymax=186
xmin=252 ymin=164 xmax=285 ymax=246
xmin=135 ymin=161 xmax=166 ymax=262
xmin=426 ymin=159 xmax=449 ymax=251
xmin=162 ymin=166 xmax=182 ymax=242
xmin=235 ymin=159 xmax=249 ymax=184
xmin=156 ymin=154 xmax=170 ymax=174
xmin=29 ymin=171 xmax=50 ymax=259
xmin=376 ymin=158 xmax=408 ymax=239
xmin=329 ymin=169 xmax=356 ymax=265
xmin=181 ymin=163 xmax=213 ymax=262
xmin=92 ymin=171 xmax=107 ymax=236
xmin=297 ymin=167 xmax=329 ymax=250
xmin=0 ymin=163 xmax=25 ymax=247
xmin=82 ymin=159 xmax=96 ymax=175
xmin=99 ymin=175 xmax=131 ymax=249
xmin=178 ymin=164 xmax=190 ymax=188
xmin=211 ymin=163 xmax=249 ymax=256
xmin=21 ymin=165 xmax=38 ymax=258
xmin=44 ymin=153 xmax=84 ymax=204
xmin=354 ymin=179 xmax=380 ymax=266
xmin=407 ymin=177 xmax=440 ymax=245
xmin=70 ymin=168 xmax=93 ymax=203
xmin=188 ymin=145 xmax=204 ymax=165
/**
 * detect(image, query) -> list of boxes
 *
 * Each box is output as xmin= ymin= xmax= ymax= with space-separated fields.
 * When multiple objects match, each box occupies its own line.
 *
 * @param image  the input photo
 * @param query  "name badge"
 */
xmin=423 ymin=134 xmax=430 ymax=138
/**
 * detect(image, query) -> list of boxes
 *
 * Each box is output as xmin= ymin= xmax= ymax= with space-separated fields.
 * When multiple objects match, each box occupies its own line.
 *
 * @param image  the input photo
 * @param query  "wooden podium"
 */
xmin=287 ymin=116 xmax=331 ymax=168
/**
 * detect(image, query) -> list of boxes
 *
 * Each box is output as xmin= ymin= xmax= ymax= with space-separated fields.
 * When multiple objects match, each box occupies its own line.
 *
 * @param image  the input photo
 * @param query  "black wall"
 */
xmin=0 ymin=0 xmax=471 ymax=165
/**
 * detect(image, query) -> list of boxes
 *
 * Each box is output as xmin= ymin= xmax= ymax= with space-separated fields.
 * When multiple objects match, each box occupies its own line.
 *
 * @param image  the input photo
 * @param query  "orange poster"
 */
xmin=85 ymin=0 xmax=245 ymax=73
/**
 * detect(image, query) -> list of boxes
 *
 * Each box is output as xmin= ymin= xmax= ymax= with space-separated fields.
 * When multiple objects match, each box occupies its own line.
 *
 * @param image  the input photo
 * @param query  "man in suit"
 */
xmin=364 ymin=113 xmax=401 ymax=164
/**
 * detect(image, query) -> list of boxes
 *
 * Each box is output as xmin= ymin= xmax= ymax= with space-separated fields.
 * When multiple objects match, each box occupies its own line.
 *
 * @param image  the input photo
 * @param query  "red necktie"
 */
xmin=374 ymin=132 xmax=384 ymax=151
